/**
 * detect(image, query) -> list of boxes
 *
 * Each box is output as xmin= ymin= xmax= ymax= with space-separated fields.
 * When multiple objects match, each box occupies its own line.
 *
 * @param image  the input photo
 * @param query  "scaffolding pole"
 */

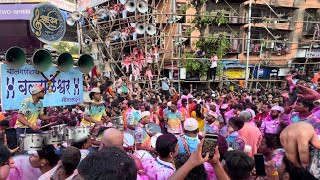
xmin=245 ymin=0 xmax=252 ymax=88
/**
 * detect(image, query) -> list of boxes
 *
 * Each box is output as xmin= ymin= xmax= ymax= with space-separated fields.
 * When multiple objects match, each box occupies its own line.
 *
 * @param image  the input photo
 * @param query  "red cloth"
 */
xmin=91 ymin=66 xmax=98 ymax=77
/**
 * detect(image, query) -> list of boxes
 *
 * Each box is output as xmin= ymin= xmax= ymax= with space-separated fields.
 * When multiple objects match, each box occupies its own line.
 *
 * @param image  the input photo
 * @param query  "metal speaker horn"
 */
xmin=125 ymin=0 xmax=136 ymax=12
xmin=32 ymin=49 xmax=52 ymax=72
xmin=56 ymin=53 xmax=74 ymax=72
xmin=136 ymin=23 xmax=145 ymax=34
xmin=71 ymin=11 xmax=81 ymax=21
xmin=146 ymin=24 xmax=156 ymax=35
xmin=77 ymin=54 xmax=94 ymax=74
xmin=120 ymin=0 xmax=127 ymax=4
xmin=66 ymin=15 xmax=75 ymax=26
xmin=4 ymin=46 xmax=26 ymax=69
xmin=137 ymin=0 xmax=148 ymax=13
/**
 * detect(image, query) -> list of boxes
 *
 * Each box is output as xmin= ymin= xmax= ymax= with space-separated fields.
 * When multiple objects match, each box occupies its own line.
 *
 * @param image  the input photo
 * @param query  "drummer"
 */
xmin=134 ymin=111 xmax=155 ymax=152
xmin=16 ymin=84 xmax=52 ymax=139
xmin=82 ymin=88 xmax=109 ymax=126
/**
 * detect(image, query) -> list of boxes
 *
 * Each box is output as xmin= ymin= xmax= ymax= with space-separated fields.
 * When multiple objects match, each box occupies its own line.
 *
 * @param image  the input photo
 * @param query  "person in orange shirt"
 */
xmin=0 ymin=113 xmax=5 ymax=121
xmin=187 ymin=95 xmax=196 ymax=117
xmin=121 ymin=100 xmax=131 ymax=131
xmin=179 ymin=98 xmax=189 ymax=121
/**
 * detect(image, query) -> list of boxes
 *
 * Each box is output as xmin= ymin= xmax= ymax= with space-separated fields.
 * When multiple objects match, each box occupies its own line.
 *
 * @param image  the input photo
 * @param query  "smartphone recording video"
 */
xmin=254 ymin=154 xmax=266 ymax=176
xmin=202 ymin=133 xmax=218 ymax=158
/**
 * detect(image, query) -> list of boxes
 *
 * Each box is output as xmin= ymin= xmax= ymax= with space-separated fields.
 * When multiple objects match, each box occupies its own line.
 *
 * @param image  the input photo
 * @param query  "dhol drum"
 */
xmin=133 ymin=150 xmax=153 ymax=160
xmin=51 ymin=124 xmax=67 ymax=137
xmin=65 ymin=126 xmax=90 ymax=143
xmin=123 ymin=132 xmax=134 ymax=147
xmin=145 ymin=123 xmax=161 ymax=134
xmin=113 ymin=116 xmax=124 ymax=131
xmin=19 ymin=134 xmax=43 ymax=152
xmin=151 ymin=133 xmax=163 ymax=148
xmin=43 ymin=131 xmax=63 ymax=145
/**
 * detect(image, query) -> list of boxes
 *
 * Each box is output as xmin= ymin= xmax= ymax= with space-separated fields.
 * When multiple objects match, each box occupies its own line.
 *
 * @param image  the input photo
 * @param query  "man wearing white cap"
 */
xmin=177 ymin=118 xmax=200 ymax=155
xmin=16 ymin=84 xmax=51 ymax=139
xmin=134 ymin=111 xmax=154 ymax=152
xmin=82 ymin=88 xmax=108 ymax=126
xmin=260 ymin=106 xmax=284 ymax=136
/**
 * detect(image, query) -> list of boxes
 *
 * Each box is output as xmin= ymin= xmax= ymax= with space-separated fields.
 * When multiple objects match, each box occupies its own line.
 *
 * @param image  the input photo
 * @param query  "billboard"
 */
xmin=1 ymin=64 xmax=83 ymax=110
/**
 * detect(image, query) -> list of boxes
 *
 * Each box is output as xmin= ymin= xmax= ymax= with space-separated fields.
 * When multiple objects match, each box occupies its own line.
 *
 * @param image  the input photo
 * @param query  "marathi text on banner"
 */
xmin=1 ymin=64 xmax=83 ymax=110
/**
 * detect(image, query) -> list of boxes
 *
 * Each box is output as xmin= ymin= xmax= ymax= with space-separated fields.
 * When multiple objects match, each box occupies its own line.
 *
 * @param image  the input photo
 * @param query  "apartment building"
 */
xmin=158 ymin=0 xmax=320 ymax=81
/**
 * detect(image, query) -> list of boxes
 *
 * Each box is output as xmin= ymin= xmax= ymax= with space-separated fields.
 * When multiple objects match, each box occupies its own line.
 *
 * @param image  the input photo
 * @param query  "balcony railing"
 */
xmin=303 ymin=22 xmax=318 ymax=36
xmin=227 ymin=39 xmax=242 ymax=54
xmin=244 ymin=0 xmax=296 ymax=8
xmin=244 ymin=15 xmax=293 ymax=30
xmin=245 ymin=42 xmax=290 ymax=55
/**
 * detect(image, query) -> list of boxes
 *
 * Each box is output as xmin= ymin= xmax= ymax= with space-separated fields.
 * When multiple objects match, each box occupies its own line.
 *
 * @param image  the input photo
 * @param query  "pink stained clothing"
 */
xmin=141 ymin=157 xmax=175 ymax=180
xmin=204 ymin=162 xmax=218 ymax=180
xmin=146 ymin=70 xmax=153 ymax=80
xmin=146 ymin=55 xmax=153 ymax=64
xmin=177 ymin=94 xmax=189 ymax=109
xmin=8 ymin=155 xmax=42 ymax=180
xmin=238 ymin=122 xmax=262 ymax=157
xmin=260 ymin=115 xmax=281 ymax=135
xmin=224 ymin=109 xmax=234 ymax=123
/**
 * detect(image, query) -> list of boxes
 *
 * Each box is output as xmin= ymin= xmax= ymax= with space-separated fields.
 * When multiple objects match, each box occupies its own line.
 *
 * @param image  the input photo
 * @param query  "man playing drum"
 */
xmin=16 ymin=84 xmax=52 ymax=139
xmin=134 ymin=111 xmax=155 ymax=152
xmin=82 ymin=88 xmax=109 ymax=126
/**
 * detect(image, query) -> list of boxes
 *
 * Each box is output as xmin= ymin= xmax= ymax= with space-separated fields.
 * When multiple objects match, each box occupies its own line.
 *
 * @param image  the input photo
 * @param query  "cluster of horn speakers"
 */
xmin=3 ymin=47 xmax=94 ymax=74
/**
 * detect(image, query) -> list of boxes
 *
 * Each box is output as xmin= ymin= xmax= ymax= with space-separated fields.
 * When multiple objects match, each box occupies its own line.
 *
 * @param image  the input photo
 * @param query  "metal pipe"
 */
xmin=178 ymin=23 xmax=182 ymax=94
xmin=245 ymin=0 xmax=252 ymax=88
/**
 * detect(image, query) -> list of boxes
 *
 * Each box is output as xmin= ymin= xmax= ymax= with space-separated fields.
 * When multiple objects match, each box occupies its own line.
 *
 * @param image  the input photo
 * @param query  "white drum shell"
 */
xmin=19 ymin=134 xmax=43 ymax=151
xmin=43 ymin=131 xmax=63 ymax=145
xmin=123 ymin=132 xmax=134 ymax=147
xmin=65 ymin=126 xmax=90 ymax=143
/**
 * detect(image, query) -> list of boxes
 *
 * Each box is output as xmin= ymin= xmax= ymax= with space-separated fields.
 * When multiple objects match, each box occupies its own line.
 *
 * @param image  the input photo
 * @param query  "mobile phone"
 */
xmin=5 ymin=128 xmax=18 ymax=149
xmin=254 ymin=154 xmax=266 ymax=176
xmin=202 ymin=133 xmax=218 ymax=158
xmin=307 ymin=145 xmax=320 ymax=179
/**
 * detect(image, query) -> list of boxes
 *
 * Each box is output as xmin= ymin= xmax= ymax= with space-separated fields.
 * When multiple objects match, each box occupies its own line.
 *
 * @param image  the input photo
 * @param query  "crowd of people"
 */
xmin=0 ymin=69 xmax=320 ymax=180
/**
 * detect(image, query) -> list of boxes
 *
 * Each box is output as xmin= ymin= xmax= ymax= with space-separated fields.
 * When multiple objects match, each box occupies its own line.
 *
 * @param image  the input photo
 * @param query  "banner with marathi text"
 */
xmin=1 ymin=64 xmax=83 ymax=110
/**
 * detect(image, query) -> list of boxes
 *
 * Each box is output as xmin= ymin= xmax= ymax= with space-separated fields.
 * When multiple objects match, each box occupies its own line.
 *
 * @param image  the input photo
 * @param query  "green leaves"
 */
xmin=180 ymin=4 xmax=192 ymax=14
xmin=191 ymin=11 xmax=228 ymax=27
xmin=195 ymin=34 xmax=231 ymax=58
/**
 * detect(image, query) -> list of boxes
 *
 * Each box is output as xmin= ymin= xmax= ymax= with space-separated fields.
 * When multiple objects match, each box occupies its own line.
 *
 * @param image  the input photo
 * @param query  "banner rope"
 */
xmin=40 ymin=70 xmax=61 ymax=92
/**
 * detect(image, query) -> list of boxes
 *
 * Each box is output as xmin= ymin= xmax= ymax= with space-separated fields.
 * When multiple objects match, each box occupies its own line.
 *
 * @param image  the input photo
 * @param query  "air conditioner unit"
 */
xmin=266 ymin=42 xmax=274 ymax=49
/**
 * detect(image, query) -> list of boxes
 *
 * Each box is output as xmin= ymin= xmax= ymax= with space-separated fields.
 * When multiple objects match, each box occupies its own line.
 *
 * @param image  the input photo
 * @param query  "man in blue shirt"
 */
xmin=177 ymin=118 xmax=200 ymax=155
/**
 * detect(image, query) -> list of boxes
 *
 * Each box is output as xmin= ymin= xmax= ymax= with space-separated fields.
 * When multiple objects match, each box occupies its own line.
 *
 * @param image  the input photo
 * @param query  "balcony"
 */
xmin=244 ymin=0 xmax=296 ymax=8
xmin=227 ymin=39 xmax=242 ymax=54
xmin=244 ymin=22 xmax=293 ymax=30
xmin=228 ymin=16 xmax=246 ymax=25
xmin=303 ymin=9 xmax=320 ymax=36
xmin=302 ymin=24 xmax=316 ymax=36
xmin=245 ymin=41 xmax=290 ymax=55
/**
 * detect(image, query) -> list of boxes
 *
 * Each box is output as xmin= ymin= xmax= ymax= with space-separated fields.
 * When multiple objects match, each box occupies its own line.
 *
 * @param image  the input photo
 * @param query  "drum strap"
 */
xmin=180 ymin=136 xmax=191 ymax=156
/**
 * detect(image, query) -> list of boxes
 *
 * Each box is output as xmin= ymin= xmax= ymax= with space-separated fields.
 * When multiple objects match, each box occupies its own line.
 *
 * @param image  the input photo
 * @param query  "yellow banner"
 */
xmin=224 ymin=68 xmax=246 ymax=79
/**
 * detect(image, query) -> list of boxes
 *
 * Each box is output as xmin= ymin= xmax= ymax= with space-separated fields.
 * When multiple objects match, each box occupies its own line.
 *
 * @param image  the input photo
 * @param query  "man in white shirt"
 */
xmin=208 ymin=53 xmax=218 ymax=81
